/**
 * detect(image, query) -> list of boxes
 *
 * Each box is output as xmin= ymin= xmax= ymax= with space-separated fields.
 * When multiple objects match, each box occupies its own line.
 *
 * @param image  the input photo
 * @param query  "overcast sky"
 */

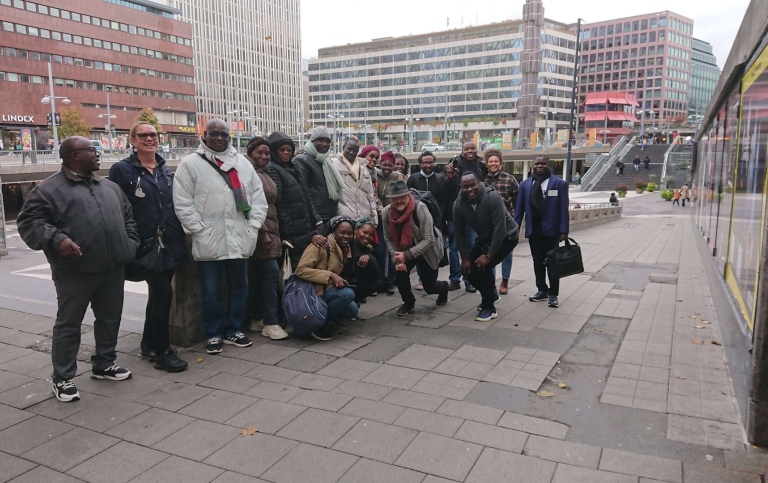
xmin=301 ymin=0 xmax=749 ymax=69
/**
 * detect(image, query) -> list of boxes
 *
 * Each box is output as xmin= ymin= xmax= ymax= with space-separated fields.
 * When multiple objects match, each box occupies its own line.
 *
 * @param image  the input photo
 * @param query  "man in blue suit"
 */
xmin=514 ymin=155 xmax=569 ymax=308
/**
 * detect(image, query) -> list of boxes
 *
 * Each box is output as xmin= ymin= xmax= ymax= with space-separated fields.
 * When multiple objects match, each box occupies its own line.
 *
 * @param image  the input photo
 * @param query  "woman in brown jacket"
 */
xmin=246 ymin=137 xmax=289 ymax=340
xmin=295 ymin=216 xmax=358 ymax=341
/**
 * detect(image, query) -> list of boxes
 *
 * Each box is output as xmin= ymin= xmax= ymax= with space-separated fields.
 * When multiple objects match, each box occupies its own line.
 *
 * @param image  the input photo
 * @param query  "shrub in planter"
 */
xmin=649 ymin=174 xmax=659 ymax=183
xmin=616 ymin=183 xmax=629 ymax=197
xmin=646 ymin=182 xmax=658 ymax=192
xmin=660 ymin=189 xmax=674 ymax=201
xmin=634 ymin=178 xmax=648 ymax=190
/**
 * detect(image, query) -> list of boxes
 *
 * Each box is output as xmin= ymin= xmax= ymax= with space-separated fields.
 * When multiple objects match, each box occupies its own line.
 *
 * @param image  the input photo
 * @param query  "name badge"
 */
xmin=547 ymin=190 xmax=558 ymax=197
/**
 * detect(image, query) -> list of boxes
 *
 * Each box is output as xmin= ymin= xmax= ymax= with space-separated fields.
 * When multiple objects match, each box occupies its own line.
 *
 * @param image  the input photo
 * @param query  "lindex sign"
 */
xmin=46 ymin=112 xmax=61 ymax=126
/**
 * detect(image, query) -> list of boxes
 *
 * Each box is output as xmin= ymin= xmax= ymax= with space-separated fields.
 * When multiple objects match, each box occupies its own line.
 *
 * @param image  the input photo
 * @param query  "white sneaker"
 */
xmin=249 ymin=319 xmax=264 ymax=332
xmin=261 ymin=324 xmax=289 ymax=340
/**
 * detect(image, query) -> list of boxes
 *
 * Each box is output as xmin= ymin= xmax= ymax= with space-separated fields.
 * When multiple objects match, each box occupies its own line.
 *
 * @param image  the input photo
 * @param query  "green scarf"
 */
xmin=304 ymin=140 xmax=344 ymax=200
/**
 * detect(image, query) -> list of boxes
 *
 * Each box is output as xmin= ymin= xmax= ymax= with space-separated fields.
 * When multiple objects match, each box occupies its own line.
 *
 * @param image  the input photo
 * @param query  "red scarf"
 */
xmin=388 ymin=194 xmax=416 ymax=251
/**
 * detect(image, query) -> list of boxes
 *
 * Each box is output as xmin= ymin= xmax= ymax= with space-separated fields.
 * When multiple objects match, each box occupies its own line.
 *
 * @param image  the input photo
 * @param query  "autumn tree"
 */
xmin=134 ymin=108 xmax=164 ymax=133
xmin=57 ymin=106 xmax=90 ymax=140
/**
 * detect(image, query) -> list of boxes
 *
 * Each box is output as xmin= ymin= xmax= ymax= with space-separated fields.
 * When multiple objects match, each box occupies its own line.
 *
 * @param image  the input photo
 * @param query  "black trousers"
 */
xmin=143 ymin=269 xmax=175 ymax=354
xmin=528 ymin=235 xmax=560 ymax=296
xmin=395 ymin=258 xmax=448 ymax=305
xmin=465 ymin=236 xmax=518 ymax=309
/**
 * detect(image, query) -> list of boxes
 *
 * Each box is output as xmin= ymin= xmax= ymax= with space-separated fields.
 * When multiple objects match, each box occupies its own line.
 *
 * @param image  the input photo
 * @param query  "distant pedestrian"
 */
xmin=618 ymin=161 xmax=625 ymax=177
xmin=609 ymin=192 xmax=619 ymax=206
xmin=18 ymin=136 xmax=140 ymax=402
xmin=680 ymin=184 xmax=690 ymax=207
xmin=515 ymin=155 xmax=569 ymax=308
xmin=644 ymin=156 xmax=650 ymax=172
xmin=633 ymin=156 xmax=641 ymax=173
xmin=672 ymin=189 xmax=681 ymax=206
xmin=573 ymin=172 xmax=581 ymax=186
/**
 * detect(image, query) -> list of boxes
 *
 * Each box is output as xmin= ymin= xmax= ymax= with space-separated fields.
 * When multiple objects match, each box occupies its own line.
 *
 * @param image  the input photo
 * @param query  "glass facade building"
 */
xmin=308 ymin=19 xmax=576 ymax=146
xmin=689 ymin=38 xmax=720 ymax=120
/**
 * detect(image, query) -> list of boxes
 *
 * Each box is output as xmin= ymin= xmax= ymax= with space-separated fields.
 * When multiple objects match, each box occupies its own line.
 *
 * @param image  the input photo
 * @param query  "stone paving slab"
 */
xmin=465 ymin=447 xmax=556 ymax=483
xmin=261 ymin=443 xmax=358 ymax=483
xmin=331 ymin=419 xmax=417 ymax=464
xmin=394 ymin=432 xmax=483 ymax=481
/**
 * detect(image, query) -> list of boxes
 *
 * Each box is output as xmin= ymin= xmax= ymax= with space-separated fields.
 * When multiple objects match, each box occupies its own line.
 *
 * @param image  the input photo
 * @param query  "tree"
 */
xmin=57 ymin=106 xmax=90 ymax=140
xmin=134 ymin=108 xmax=164 ymax=133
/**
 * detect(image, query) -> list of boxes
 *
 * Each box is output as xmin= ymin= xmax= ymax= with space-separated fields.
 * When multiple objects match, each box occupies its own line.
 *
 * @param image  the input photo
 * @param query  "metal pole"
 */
xmin=409 ymin=99 xmax=414 ymax=153
xmin=444 ymin=95 xmax=449 ymax=145
xmin=47 ymin=62 xmax=59 ymax=161
xmin=106 ymin=92 xmax=113 ymax=151
xmin=603 ymin=112 xmax=608 ymax=145
xmin=544 ymin=83 xmax=550 ymax=148
xmin=566 ymin=19 xmax=582 ymax=183
xmin=640 ymin=110 xmax=645 ymax=138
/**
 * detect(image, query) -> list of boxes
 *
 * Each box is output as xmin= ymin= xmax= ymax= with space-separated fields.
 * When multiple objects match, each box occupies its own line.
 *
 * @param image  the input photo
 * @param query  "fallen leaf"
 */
xmin=594 ymin=328 xmax=603 ymax=332
xmin=721 ymin=390 xmax=727 ymax=395
xmin=689 ymin=315 xmax=698 ymax=319
xmin=558 ymin=383 xmax=568 ymax=389
xmin=537 ymin=390 xmax=555 ymax=398
xmin=196 ymin=358 xmax=204 ymax=363
xmin=711 ymin=340 xmax=722 ymax=346
xmin=692 ymin=339 xmax=703 ymax=345
xmin=701 ymin=320 xmax=711 ymax=324
xmin=240 ymin=427 xmax=258 ymax=436
xmin=693 ymin=325 xmax=705 ymax=329
xmin=677 ymin=376 xmax=686 ymax=380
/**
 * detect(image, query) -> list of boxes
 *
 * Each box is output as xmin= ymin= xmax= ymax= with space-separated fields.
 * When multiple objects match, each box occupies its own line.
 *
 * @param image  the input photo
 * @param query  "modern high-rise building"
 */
xmin=574 ymin=11 xmax=694 ymax=131
xmin=308 ymin=17 xmax=577 ymax=149
xmin=166 ymin=0 xmax=302 ymax=145
xmin=689 ymin=38 xmax=720 ymax=120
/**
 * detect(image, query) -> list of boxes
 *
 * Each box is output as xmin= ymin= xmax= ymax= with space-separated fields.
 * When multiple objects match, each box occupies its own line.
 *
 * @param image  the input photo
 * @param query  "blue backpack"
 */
xmin=282 ymin=244 xmax=331 ymax=337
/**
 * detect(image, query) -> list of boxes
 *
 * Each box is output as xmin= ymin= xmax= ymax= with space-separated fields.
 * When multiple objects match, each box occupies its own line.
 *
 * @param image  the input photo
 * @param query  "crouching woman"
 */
xmin=295 ymin=216 xmax=359 ymax=341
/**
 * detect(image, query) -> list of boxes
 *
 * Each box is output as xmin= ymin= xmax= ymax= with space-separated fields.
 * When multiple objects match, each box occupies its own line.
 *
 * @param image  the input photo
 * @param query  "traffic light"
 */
xmin=46 ymin=112 xmax=61 ymax=126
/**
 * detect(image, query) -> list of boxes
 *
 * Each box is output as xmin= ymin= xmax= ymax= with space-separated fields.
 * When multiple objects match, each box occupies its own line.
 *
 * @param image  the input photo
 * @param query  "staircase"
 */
xmin=592 ymin=144 xmax=669 ymax=191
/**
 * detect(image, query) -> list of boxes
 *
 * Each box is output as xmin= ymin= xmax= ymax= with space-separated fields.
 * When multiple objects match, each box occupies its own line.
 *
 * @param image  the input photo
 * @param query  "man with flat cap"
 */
xmin=18 ymin=136 xmax=140 ymax=402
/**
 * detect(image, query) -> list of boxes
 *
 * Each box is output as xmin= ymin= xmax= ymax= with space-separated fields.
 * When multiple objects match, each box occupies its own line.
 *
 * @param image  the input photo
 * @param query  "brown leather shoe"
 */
xmin=499 ymin=279 xmax=509 ymax=295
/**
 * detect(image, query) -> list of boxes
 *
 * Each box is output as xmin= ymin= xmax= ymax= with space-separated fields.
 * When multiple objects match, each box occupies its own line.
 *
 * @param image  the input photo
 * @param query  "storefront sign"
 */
xmin=177 ymin=126 xmax=196 ymax=133
xmin=1 ymin=115 xmax=35 ymax=123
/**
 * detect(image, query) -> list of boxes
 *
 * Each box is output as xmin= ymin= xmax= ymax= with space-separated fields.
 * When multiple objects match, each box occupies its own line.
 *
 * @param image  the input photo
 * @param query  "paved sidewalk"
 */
xmin=0 ymin=198 xmax=765 ymax=483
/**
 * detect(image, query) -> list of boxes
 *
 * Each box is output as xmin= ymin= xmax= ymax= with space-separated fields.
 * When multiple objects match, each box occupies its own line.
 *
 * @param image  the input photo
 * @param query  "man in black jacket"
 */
xmin=442 ymin=141 xmax=487 ymax=293
xmin=294 ymin=126 xmax=344 ymax=230
xmin=407 ymin=151 xmax=443 ymax=198
xmin=453 ymin=172 xmax=518 ymax=322
xmin=17 ymin=136 xmax=140 ymax=402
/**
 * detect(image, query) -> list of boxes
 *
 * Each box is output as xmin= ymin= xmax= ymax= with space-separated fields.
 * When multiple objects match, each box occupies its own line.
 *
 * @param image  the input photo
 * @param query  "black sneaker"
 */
xmin=475 ymin=309 xmax=498 ymax=322
xmin=139 ymin=343 xmax=156 ymax=363
xmin=436 ymin=291 xmax=448 ymax=306
xmin=397 ymin=303 xmax=415 ymax=316
xmin=529 ymin=290 xmax=548 ymax=302
xmin=153 ymin=348 xmax=188 ymax=373
xmin=207 ymin=336 xmax=223 ymax=354
xmin=91 ymin=364 xmax=132 ymax=381
xmin=476 ymin=291 xmax=500 ymax=311
xmin=52 ymin=380 xmax=80 ymax=402
xmin=311 ymin=326 xmax=334 ymax=341
xmin=448 ymin=281 xmax=461 ymax=291
xmin=223 ymin=332 xmax=253 ymax=348
xmin=465 ymin=283 xmax=477 ymax=293
xmin=548 ymin=295 xmax=559 ymax=308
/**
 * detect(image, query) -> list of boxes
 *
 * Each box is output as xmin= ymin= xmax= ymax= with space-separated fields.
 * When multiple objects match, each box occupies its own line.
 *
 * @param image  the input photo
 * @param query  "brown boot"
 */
xmin=499 ymin=279 xmax=509 ymax=295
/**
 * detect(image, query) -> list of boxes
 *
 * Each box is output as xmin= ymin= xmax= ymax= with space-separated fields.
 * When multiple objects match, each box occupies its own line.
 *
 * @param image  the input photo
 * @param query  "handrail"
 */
xmin=580 ymin=136 xmax=627 ymax=191
xmin=582 ymin=136 xmax=632 ymax=192
xmin=660 ymin=137 xmax=682 ymax=185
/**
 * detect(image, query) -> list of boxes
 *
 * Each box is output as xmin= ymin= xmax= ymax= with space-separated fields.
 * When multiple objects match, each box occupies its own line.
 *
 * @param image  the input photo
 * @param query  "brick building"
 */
xmin=0 ymin=0 xmax=197 ymax=151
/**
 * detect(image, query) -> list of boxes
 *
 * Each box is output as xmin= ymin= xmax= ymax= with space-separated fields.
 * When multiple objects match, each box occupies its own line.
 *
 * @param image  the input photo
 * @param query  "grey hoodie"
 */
xmin=453 ymin=183 xmax=518 ymax=259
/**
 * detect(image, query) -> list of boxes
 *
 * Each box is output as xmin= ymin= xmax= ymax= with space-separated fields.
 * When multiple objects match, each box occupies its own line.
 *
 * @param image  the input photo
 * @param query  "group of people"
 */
xmin=631 ymin=155 xmax=652 ymax=173
xmin=672 ymin=183 xmax=691 ymax=206
xmin=16 ymin=121 xmax=570 ymax=403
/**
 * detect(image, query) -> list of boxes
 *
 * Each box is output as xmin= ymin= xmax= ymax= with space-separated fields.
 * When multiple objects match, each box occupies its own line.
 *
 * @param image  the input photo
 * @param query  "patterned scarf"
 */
xmin=388 ymin=194 xmax=416 ymax=251
xmin=214 ymin=157 xmax=251 ymax=218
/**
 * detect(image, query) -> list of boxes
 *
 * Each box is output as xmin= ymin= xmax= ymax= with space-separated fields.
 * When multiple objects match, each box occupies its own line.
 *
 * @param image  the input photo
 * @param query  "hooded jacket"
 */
xmin=453 ymin=183 xmax=518 ymax=259
xmin=333 ymin=155 xmax=378 ymax=223
xmin=173 ymin=140 xmax=267 ymax=261
xmin=17 ymin=169 xmax=139 ymax=275
xmin=267 ymin=132 xmax=322 ymax=253
xmin=294 ymin=151 xmax=340 ymax=222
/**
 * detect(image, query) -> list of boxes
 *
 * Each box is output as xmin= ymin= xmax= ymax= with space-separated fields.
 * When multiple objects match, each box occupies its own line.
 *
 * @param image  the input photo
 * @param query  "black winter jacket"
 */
xmin=109 ymin=153 xmax=188 ymax=270
xmin=453 ymin=184 xmax=518 ymax=259
xmin=268 ymin=158 xmax=321 ymax=251
xmin=293 ymin=152 xmax=339 ymax=222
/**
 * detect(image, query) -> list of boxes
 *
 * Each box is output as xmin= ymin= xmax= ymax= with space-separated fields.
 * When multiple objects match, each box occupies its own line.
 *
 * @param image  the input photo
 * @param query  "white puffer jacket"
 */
xmin=174 ymin=142 xmax=267 ymax=261
xmin=333 ymin=155 xmax=378 ymax=223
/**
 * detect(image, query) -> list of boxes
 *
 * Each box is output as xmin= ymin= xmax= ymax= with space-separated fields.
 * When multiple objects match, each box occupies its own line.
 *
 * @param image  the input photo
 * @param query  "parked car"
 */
xmin=422 ymin=143 xmax=445 ymax=152
xmin=91 ymin=140 xmax=104 ymax=152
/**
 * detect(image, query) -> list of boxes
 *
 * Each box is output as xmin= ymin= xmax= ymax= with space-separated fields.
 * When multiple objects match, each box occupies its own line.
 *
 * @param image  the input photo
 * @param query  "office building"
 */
xmin=308 ymin=17 xmax=577 ymax=148
xmin=0 ymin=0 xmax=196 ymax=150
xmin=689 ymin=38 xmax=720 ymax=120
xmin=167 ymin=0 xmax=302 ymax=144
xmin=575 ymin=11 xmax=694 ymax=132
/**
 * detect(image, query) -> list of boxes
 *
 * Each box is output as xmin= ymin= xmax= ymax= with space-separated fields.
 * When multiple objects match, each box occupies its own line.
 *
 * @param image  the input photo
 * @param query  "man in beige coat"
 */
xmin=334 ymin=139 xmax=378 ymax=223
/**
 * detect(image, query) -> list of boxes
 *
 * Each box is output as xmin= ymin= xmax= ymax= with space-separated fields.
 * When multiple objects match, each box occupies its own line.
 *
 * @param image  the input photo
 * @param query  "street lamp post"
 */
xmin=97 ymin=92 xmax=116 ymax=151
xmin=41 ymin=62 xmax=71 ymax=161
xmin=566 ymin=19 xmax=583 ymax=184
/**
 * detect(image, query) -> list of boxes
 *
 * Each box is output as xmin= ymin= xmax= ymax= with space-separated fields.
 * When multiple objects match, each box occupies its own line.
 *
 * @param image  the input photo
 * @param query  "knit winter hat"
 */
xmin=359 ymin=145 xmax=380 ymax=159
xmin=380 ymin=151 xmax=396 ymax=164
xmin=309 ymin=126 xmax=332 ymax=141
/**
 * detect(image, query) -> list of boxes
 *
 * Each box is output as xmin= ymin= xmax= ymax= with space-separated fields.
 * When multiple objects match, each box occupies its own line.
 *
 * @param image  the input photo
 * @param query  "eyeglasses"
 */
xmin=72 ymin=147 xmax=97 ymax=154
xmin=206 ymin=131 xmax=231 ymax=139
xmin=136 ymin=132 xmax=158 ymax=140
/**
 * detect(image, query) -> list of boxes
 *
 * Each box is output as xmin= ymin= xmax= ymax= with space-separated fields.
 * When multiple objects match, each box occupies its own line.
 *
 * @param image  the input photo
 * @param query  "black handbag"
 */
xmin=125 ymin=173 xmax=166 ymax=282
xmin=545 ymin=238 xmax=584 ymax=279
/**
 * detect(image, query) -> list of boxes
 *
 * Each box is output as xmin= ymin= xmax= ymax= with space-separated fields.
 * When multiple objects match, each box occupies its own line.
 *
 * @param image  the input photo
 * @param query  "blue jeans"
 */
xmin=323 ymin=286 xmax=358 ymax=325
xmin=492 ymin=252 xmax=514 ymax=280
xmin=448 ymin=221 xmax=477 ymax=284
xmin=197 ymin=259 xmax=249 ymax=338
xmin=248 ymin=258 xmax=279 ymax=326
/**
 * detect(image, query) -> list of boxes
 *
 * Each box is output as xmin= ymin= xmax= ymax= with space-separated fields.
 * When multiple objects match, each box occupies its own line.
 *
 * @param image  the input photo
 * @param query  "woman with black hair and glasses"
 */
xmin=346 ymin=218 xmax=382 ymax=305
xmin=109 ymin=121 xmax=188 ymax=372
